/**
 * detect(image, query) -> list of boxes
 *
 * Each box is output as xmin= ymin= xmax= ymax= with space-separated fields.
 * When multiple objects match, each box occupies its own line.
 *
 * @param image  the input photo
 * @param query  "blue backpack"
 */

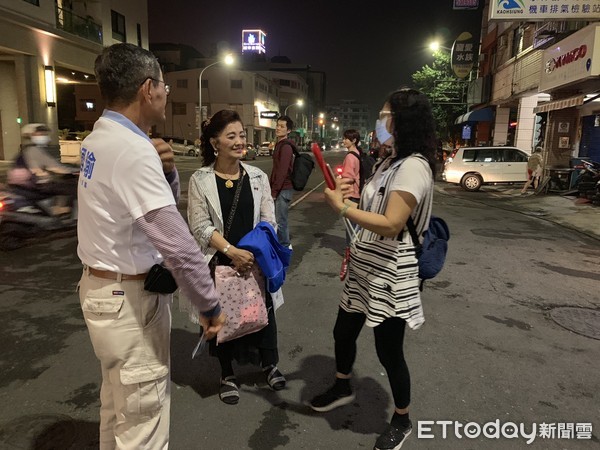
xmin=407 ymin=215 xmax=450 ymax=282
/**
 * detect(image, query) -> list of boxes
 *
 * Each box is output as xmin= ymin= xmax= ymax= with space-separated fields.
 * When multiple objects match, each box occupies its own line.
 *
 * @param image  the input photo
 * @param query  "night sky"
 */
xmin=148 ymin=0 xmax=483 ymax=115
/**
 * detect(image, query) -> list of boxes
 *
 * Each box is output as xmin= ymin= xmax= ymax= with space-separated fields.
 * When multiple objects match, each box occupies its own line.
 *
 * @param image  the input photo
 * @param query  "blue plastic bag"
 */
xmin=238 ymin=222 xmax=292 ymax=293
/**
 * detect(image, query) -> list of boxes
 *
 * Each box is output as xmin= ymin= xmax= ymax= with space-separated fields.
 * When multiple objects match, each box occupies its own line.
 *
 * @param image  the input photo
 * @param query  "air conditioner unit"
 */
xmin=498 ymin=35 xmax=508 ymax=48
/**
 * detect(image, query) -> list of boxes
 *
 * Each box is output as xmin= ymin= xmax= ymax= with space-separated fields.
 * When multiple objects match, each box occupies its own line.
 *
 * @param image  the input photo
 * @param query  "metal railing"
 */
xmin=55 ymin=6 xmax=102 ymax=45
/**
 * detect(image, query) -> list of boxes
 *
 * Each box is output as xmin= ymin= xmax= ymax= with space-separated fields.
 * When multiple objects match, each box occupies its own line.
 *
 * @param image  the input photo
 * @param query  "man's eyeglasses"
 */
xmin=141 ymin=77 xmax=170 ymax=95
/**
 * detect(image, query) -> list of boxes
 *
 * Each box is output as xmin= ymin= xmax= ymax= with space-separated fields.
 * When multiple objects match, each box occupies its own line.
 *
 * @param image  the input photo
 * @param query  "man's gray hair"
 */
xmin=94 ymin=43 xmax=161 ymax=106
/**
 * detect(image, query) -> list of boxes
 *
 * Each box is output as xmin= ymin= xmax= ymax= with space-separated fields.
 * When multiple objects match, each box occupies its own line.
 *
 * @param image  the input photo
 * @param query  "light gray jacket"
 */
xmin=187 ymin=162 xmax=276 ymax=262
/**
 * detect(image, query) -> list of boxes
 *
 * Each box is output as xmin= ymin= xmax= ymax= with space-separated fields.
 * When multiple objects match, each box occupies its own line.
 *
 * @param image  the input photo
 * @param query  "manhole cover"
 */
xmin=0 ymin=414 xmax=79 ymax=449
xmin=550 ymin=307 xmax=600 ymax=340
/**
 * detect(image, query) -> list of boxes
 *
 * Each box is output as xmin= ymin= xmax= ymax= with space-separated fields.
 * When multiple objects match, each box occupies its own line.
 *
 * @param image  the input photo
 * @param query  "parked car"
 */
xmin=164 ymin=137 xmax=196 ymax=156
xmin=242 ymin=144 xmax=257 ymax=160
xmin=258 ymin=141 xmax=273 ymax=156
xmin=442 ymin=146 xmax=529 ymax=191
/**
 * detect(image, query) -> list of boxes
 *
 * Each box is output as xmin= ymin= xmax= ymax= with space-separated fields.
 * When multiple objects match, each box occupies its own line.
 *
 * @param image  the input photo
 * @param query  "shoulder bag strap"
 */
xmin=223 ymin=166 xmax=245 ymax=240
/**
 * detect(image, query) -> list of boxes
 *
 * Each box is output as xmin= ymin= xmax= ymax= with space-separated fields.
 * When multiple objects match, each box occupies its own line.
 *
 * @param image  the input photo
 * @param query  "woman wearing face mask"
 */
xmin=309 ymin=89 xmax=437 ymax=450
xmin=7 ymin=123 xmax=78 ymax=215
xmin=187 ymin=110 xmax=286 ymax=405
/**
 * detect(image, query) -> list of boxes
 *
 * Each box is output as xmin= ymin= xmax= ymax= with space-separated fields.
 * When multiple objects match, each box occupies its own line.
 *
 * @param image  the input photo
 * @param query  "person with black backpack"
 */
xmin=338 ymin=129 xmax=362 ymax=280
xmin=269 ymin=115 xmax=295 ymax=248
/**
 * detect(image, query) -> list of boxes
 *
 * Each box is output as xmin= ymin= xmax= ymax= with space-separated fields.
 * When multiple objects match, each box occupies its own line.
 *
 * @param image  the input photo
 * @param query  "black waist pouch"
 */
xmin=144 ymin=264 xmax=178 ymax=294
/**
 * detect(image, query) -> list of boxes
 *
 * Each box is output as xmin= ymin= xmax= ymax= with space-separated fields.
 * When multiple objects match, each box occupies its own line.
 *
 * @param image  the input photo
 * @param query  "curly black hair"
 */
xmin=386 ymin=88 xmax=437 ymax=177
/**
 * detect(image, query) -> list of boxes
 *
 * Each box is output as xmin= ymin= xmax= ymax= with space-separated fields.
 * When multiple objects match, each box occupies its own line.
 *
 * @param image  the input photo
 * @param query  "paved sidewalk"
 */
xmin=436 ymin=183 xmax=600 ymax=241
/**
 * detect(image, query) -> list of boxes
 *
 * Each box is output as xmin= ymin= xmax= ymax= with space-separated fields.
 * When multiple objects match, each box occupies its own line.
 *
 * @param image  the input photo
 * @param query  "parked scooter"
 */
xmin=0 ymin=173 xmax=78 ymax=251
xmin=576 ymin=160 xmax=600 ymax=205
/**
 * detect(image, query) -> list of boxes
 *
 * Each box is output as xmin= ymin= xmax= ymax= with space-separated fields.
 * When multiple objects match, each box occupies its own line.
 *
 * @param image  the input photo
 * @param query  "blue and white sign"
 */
xmin=462 ymin=125 xmax=472 ymax=140
xmin=490 ymin=0 xmax=600 ymax=21
xmin=242 ymin=29 xmax=266 ymax=54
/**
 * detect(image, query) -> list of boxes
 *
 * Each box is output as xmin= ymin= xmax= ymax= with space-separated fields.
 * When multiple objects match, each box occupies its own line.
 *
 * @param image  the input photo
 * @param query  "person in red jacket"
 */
xmin=269 ymin=115 xmax=295 ymax=247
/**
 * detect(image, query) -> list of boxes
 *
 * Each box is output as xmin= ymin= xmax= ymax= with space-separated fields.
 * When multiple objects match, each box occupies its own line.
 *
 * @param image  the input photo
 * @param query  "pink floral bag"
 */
xmin=214 ymin=265 xmax=268 ymax=344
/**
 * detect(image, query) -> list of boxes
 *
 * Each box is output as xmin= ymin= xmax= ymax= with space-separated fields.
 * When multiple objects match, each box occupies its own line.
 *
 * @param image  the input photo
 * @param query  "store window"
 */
xmin=111 ymin=10 xmax=126 ymax=42
xmin=172 ymin=103 xmax=186 ymax=115
xmin=81 ymin=100 xmax=96 ymax=112
xmin=136 ymin=23 xmax=142 ymax=47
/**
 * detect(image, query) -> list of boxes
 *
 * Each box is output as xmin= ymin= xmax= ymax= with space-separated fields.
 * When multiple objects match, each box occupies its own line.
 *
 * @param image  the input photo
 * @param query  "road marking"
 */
xmin=290 ymin=181 xmax=324 ymax=209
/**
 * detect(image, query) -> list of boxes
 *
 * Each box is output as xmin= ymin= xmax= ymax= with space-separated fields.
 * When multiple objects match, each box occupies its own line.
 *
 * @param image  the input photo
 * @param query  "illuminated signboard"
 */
xmin=453 ymin=0 xmax=478 ymax=9
xmin=451 ymin=32 xmax=477 ymax=79
xmin=260 ymin=111 xmax=279 ymax=119
xmin=242 ymin=29 xmax=266 ymax=54
xmin=490 ymin=0 xmax=600 ymax=21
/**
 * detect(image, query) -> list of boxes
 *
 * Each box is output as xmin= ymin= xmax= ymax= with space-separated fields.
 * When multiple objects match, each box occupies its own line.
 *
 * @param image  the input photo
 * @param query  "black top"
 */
xmin=215 ymin=172 xmax=254 ymax=266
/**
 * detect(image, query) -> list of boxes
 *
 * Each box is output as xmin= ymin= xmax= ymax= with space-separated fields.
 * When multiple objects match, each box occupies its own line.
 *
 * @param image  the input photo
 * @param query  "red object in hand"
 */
xmin=311 ymin=143 xmax=336 ymax=189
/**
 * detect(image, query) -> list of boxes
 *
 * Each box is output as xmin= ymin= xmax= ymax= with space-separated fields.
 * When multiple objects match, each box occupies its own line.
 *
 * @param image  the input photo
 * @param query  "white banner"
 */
xmin=490 ymin=0 xmax=600 ymax=21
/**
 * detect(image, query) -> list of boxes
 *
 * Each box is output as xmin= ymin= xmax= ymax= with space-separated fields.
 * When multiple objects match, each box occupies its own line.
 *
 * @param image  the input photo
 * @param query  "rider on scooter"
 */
xmin=7 ymin=123 xmax=78 ymax=215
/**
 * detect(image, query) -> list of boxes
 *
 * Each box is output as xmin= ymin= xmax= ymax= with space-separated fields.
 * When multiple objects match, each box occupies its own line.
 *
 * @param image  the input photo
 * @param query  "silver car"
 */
xmin=443 ymin=146 xmax=529 ymax=191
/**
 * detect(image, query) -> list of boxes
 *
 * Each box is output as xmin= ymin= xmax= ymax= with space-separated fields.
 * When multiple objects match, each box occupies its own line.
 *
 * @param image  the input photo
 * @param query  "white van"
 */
xmin=442 ymin=146 xmax=529 ymax=191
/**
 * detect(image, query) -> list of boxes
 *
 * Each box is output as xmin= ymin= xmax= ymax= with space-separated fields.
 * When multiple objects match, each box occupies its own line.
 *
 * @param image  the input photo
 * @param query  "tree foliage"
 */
xmin=411 ymin=51 xmax=466 ymax=143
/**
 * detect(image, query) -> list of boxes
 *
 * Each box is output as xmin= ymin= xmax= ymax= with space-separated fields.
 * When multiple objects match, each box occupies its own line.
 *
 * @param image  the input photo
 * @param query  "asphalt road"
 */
xmin=0 ymin=151 xmax=598 ymax=449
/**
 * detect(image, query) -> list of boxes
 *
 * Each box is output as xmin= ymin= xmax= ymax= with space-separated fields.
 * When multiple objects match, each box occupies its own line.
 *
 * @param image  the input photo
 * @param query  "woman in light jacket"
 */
xmin=188 ymin=110 xmax=285 ymax=405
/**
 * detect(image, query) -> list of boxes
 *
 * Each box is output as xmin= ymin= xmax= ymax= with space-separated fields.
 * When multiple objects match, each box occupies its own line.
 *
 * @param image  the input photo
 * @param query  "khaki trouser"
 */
xmin=79 ymin=269 xmax=172 ymax=450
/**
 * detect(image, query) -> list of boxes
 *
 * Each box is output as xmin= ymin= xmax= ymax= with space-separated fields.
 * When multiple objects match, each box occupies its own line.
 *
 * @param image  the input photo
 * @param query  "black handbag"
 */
xmin=144 ymin=264 xmax=178 ymax=294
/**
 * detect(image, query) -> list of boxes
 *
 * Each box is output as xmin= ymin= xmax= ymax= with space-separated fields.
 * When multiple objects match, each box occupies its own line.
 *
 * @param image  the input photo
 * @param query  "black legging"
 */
xmin=333 ymin=307 xmax=410 ymax=409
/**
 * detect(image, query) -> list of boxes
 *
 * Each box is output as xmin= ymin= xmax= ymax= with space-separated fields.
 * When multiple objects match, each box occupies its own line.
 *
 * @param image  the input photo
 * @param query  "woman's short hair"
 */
xmin=94 ymin=43 xmax=161 ymax=107
xmin=343 ymin=129 xmax=360 ymax=145
xmin=200 ymin=110 xmax=243 ymax=166
xmin=387 ymin=87 xmax=437 ymax=176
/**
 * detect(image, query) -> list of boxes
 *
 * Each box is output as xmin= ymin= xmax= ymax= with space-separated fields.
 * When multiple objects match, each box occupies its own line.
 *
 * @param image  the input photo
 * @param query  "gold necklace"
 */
xmin=215 ymin=167 xmax=240 ymax=188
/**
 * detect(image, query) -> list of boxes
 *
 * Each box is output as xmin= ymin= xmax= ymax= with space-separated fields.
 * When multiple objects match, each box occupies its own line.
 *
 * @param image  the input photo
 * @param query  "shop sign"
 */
xmin=490 ymin=0 xmax=600 ymax=21
xmin=451 ymin=32 xmax=477 ymax=79
xmin=559 ymin=137 xmax=570 ymax=148
xmin=539 ymin=24 xmax=600 ymax=92
xmin=462 ymin=124 xmax=472 ymax=140
xmin=260 ymin=111 xmax=278 ymax=119
xmin=558 ymin=122 xmax=570 ymax=133
xmin=453 ymin=0 xmax=479 ymax=9
xmin=242 ymin=29 xmax=266 ymax=54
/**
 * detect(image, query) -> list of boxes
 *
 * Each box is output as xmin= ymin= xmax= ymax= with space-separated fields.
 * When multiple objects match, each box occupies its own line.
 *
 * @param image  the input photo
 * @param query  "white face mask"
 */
xmin=375 ymin=118 xmax=393 ymax=145
xmin=31 ymin=135 xmax=51 ymax=146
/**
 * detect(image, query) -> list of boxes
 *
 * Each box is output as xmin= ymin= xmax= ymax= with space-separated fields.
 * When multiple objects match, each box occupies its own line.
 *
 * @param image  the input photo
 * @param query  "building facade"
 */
xmin=155 ymin=66 xmax=283 ymax=146
xmin=0 ymin=0 xmax=149 ymax=160
xmin=463 ymin=0 xmax=599 ymax=187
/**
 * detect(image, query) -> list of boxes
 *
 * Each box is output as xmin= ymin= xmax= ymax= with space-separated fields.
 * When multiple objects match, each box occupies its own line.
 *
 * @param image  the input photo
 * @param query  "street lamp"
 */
xmin=429 ymin=41 xmax=451 ymax=54
xmin=198 ymin=53 xmax=234 ymax=137
xmin=284 ymin=99 xmax=304 ymax=115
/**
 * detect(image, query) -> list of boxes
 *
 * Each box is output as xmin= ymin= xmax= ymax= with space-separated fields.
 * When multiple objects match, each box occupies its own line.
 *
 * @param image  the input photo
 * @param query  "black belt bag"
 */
xmin=144 ymin=264 xmax=178 ymax=294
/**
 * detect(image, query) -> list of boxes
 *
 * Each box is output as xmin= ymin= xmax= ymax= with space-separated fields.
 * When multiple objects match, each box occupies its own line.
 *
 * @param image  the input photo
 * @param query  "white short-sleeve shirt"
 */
xmin=77 ymin=111 xmax=175 ymax=274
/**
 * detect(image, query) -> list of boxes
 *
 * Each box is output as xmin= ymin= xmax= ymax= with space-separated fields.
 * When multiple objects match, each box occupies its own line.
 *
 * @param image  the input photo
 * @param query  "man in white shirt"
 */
xmin=78 ymin=43 xmax=225 ymax=450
